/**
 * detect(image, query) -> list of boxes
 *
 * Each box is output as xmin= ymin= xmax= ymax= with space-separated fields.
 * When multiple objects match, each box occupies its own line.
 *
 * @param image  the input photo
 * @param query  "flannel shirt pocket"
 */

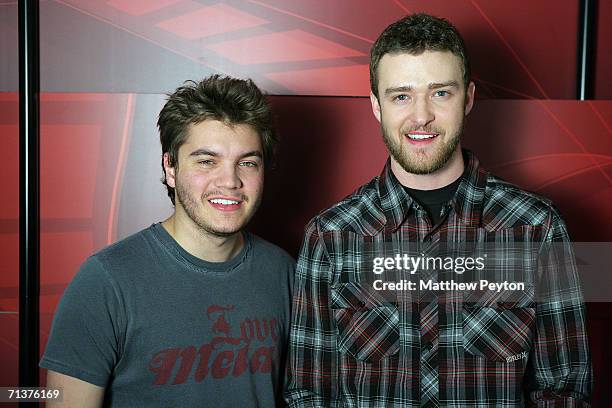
xmin=462 ymin=288 xmax=535 ymax=363
xmin=330 ymin=282 xmax=400 ymax=362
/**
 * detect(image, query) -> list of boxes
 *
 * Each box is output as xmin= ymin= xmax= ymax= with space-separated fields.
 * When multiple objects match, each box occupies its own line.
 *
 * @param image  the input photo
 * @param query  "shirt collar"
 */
xmin=377 ymin=159 xmax=414 ymax=232
xmin=377 ymin=149 xmax=487 ymax=232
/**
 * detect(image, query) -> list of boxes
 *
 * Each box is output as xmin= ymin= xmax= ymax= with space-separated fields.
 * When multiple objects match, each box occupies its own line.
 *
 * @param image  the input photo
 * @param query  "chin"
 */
xmin=207 ymin=220 xmax=249 ymax=236
xmin=203 ymin=225 xmax=242 ymax=237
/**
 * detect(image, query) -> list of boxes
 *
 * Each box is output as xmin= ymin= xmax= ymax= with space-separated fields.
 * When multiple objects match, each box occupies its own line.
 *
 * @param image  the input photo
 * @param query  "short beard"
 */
xmin=174 ymin=179 xmax=258 ymax=238
xmin=381 ymin=120 xmax=463 ymax=175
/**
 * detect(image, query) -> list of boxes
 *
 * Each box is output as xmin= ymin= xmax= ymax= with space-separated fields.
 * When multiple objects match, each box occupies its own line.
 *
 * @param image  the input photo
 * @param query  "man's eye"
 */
xmin=198 ymin=159 xmax=214 ymax=165
xmin=434 ymin=90 xmax=449 ymax=97
xmin=239 ymin=161 xmax=258 ymax=168
xmin=395 ymin=94 xmax=409 ymax=102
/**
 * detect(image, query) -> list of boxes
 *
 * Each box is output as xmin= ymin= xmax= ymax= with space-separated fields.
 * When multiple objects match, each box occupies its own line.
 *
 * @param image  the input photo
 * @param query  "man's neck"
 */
xmin=391 ymin=146 xmax=464 ymax=190
xmin=161 ymin=213 xmax=244 ymax=263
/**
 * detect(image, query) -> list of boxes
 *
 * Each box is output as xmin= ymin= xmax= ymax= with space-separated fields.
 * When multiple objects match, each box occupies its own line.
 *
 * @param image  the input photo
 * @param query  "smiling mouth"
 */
xmin=405 ymin=132 xmax=439 ymax=144
xmin=209 ymin=198 xmax=240 ymax=205
xmin=406 ymin=131 xmax=438 ymax=140
xmin=208 ymin=198 xmax=243 ymax=211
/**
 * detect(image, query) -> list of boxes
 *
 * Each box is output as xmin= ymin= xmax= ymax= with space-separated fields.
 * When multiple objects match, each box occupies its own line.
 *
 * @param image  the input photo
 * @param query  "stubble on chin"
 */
xmin=174 ymin=181 xmax=261 ymax=237
xmin=381 ymin=123 xmax=462 ymax=175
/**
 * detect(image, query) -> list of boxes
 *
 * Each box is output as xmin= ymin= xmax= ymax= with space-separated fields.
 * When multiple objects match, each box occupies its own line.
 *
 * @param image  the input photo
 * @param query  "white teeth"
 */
xmin=210 ymin=199 xmax=239 ymax=205
xmin=407 ymin=133 xmax=436 ymax=140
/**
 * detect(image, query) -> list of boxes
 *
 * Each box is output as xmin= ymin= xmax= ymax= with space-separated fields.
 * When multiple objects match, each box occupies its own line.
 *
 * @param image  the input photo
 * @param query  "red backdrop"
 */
xmin=0 ymin=0 xmax=610 ymax=405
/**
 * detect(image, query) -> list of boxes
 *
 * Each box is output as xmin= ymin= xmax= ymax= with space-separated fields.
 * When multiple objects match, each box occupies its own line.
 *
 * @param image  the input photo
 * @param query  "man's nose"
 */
xmin=214 ymin=164 xmax=242 ymax=189
xmin=410 ymin=97 xmax=435 ymax=128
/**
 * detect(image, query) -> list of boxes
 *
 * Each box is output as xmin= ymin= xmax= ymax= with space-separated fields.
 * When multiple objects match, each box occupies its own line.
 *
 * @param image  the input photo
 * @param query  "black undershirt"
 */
xmin=403 ymin=173 xmax=464 ymax=226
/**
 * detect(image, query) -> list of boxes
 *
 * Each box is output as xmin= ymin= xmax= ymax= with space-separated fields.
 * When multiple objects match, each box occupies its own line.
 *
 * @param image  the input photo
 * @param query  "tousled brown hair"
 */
xmin=157 ymin=75 xmax=276 ymax=205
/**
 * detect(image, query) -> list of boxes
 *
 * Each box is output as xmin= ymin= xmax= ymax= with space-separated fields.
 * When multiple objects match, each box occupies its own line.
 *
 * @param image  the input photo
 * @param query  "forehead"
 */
xmin=377 ymin=51 xmax=463 ymax=89
xmin=181 ymin=119 xmax=262 ymax=154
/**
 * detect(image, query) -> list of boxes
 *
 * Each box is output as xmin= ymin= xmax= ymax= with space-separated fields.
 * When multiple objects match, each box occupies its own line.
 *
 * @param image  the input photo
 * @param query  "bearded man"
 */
xmin=285 ymin=13 xmax=591 ymax=407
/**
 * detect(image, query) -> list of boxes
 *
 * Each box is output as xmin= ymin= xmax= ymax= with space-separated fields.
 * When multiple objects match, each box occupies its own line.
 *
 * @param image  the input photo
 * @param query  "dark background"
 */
xmin=1 ymin=0 xmax=610 ymax=404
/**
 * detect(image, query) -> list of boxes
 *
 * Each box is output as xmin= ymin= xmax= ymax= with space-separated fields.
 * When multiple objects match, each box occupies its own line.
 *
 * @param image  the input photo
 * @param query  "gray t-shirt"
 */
xmin=40 ymin=223 xmax=295 ymax=407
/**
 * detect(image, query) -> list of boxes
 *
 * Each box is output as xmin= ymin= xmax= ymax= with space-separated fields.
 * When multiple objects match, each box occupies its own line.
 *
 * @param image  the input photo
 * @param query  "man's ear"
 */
xmin=163 ymin=153 xmax=176 ymax=188
xmin=464 ymin=81 xmax=475 ymax=116
xmin=370 ymin=91 xmax=382 ymax=123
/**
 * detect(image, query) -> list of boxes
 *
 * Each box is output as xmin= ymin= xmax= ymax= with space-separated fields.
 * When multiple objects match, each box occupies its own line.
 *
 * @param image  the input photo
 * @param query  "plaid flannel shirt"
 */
xmin=285 ymin=150 xmax=592 ymax=407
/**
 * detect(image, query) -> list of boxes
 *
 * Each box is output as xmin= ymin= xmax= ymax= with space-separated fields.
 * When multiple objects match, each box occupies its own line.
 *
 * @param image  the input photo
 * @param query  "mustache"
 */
xmin=202 ymin=191 xmax=249 ymax=202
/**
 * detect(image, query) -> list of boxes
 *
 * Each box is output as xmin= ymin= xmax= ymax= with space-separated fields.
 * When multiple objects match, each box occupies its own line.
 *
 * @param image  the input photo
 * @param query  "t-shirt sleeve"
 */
xmin=40 ymin=255 xmax=125 ymax=388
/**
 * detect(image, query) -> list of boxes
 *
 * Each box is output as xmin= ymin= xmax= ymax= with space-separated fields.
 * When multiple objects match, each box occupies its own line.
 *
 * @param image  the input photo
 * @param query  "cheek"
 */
xmin=382 ymin=107 xmax=410 ymax=129
xmin=441 ymin=104 xmax=466 ymax=124
xmin=244 ymin=171 xmax=264 ymax=193
xmin=448 ymin=112 xmax=466 ymax=130
xmin=178 ymin=170 xmax=211 ymax=191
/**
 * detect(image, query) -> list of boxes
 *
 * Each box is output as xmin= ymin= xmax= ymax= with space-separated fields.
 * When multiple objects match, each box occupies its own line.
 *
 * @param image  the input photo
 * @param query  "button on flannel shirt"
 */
xmin=285 ymin=150 xmax=592 ymax=407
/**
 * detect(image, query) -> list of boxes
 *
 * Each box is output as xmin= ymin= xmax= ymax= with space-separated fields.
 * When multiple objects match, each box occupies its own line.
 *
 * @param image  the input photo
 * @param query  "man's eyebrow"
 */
xmin=428 ymin=81 xmax=459 ymax=89
xmin=189 ymin=149 xmax=218 ymax=157
xmin=384 ymin=81 xmax=459 ymax=96
xmin=188 ymin=149 xmax=263 ymax=159
xmin=239 ymin=151 xmax=263 ymax=159
xmin=384 ymin=86 xmax=413 ymax=96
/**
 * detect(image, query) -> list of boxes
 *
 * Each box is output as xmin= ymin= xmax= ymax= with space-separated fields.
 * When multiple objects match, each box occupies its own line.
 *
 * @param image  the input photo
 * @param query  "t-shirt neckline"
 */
xmin=150 ymin=222 xmax=251 ymax=274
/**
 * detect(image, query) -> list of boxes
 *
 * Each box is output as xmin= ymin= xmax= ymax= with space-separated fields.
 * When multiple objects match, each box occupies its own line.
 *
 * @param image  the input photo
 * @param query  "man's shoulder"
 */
xmin=246 ymin=234 xmax=295 ymax=292
xmin=483 ymin=173 xmax=560 ymax=228
xmin=249 ymin=233 xmax=295 ymax=266
xmin=83 ymin=225 xmax=158 ymax=276
xmin=96 ymin=225 xmax=154 ymax=257
xmin=57 ymin=227 xmax=157 ymax=308
xmin=306 ymin=177 xmax=382 ymax=235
